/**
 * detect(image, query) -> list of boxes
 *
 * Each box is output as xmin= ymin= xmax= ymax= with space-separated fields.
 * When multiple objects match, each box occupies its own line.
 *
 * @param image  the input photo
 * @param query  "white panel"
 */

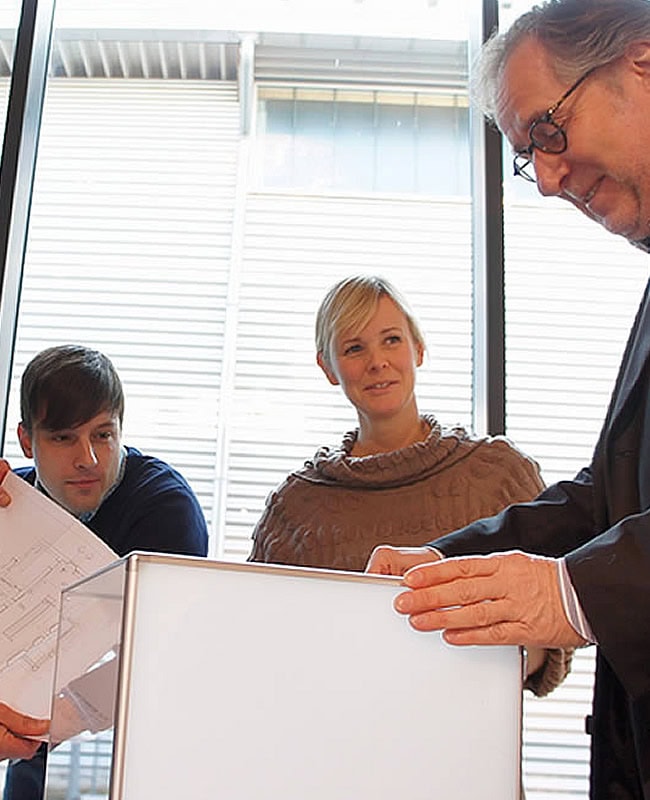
xmin=117 ymin=557 xmax=521 ymax=800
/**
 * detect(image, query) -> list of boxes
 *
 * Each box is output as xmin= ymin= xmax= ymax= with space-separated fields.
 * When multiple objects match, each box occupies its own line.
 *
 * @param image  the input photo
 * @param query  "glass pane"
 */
xmin=499 ymin=0 xmax=648 ymax=485
xmin=4 ymin=0 xmax=476 ymax=561
xmin=2 ymin=3 xmax=236 ymax=522
xmin=258 ymin=96 xmax=470 ymax=196
xmin=2 ymin=0 xmax=476 ymax=796
xmin=0 ymin=4 xmax=33 ymax=791
xmin=333 ymin=100 xmax=375 ymax=191
xmin=0 ymin=0 xmax=19 ymax=140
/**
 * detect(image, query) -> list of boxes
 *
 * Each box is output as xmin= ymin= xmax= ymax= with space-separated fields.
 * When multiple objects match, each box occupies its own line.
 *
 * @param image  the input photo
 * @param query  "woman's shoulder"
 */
xmin=459 ymin=433 xmax=545 ymax=499
xmin=420 ymin=418 xmax=544 ymax=493
xmin=431 ymin=420 xmax=538 ymax=468
xmin=471 ymin=433 xmax=542 ymax=471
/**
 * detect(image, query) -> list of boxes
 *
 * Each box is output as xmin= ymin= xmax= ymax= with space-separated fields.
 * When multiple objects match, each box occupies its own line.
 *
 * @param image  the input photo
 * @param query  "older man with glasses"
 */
xmin=366 ymin=1 xmax=650 ymax=799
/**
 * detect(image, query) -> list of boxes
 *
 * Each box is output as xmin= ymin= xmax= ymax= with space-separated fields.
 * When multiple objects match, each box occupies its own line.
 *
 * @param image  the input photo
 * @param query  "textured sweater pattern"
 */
xmin=250 ymin=415 xmax=544 ymax=571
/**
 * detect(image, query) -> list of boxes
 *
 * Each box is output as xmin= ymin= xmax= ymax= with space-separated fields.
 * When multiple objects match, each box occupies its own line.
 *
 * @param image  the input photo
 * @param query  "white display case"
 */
xmin=45 ymin=553 xmax=522 ymax=799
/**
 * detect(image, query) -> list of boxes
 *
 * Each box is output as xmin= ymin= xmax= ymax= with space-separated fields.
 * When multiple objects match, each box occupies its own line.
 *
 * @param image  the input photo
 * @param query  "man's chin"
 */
xmin=60 ymin=496 xmax=101 ymax=518
xmin=593 ymin=212 xmax=647 ymax=242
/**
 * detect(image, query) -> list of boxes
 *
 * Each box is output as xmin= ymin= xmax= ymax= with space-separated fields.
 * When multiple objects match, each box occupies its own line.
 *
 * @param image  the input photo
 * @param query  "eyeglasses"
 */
xmin=513 ymin=67 xmax=598 ymax=183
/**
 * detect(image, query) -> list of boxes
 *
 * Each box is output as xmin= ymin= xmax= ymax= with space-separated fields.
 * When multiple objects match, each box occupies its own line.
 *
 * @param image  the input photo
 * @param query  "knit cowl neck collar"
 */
xmin=305 ymin=414 xmax=473 ymax=489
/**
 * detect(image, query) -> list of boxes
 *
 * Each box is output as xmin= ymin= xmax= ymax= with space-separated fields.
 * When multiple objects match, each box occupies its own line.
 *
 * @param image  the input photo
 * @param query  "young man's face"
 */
xmin=18 ymin=410 xmax=123 ymax=517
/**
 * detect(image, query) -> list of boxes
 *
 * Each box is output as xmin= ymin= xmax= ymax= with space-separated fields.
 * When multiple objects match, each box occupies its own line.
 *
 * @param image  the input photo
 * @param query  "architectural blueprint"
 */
xmin=0 ymin=471 xmax=117 ymax=717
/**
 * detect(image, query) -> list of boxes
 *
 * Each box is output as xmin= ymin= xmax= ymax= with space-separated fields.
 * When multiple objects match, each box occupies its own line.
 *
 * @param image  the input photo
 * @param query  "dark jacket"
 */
xmin=431 ymin=279 xmax=650 ymax=800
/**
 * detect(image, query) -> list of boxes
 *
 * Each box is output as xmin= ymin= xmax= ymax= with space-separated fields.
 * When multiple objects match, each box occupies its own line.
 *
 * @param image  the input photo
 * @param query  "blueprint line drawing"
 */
xmin=0 ymin=471 xmax=116 ymax=717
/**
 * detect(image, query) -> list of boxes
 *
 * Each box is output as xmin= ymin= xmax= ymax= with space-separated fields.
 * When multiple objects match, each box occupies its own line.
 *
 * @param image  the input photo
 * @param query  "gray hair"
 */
xmin=473 ymin=0 xmax=650 ymax=120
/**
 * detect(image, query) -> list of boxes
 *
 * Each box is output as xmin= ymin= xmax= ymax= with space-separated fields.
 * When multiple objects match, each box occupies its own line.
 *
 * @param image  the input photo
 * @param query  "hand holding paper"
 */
xmin=0 ymin=459 xmax=10 ymax=507
xmin=0 ymin=469 xmax=116 ymax=718
xmin=0 ymin=702 xmax=49 ymax=760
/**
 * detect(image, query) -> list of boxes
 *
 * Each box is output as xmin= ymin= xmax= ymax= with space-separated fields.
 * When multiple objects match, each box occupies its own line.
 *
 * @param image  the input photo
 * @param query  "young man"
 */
xmin=367 ymin=2 xmax=650 ymax=799
xmin=0 ymin=344 xmax=208 ymax=798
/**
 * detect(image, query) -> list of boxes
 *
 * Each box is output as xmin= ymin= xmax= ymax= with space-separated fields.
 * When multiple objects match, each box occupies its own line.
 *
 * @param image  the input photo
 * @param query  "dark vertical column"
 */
xmin=470 ymin=0 xmax=505 ymax=436
xmin=0 ymin=0 xmax=55 ymax=446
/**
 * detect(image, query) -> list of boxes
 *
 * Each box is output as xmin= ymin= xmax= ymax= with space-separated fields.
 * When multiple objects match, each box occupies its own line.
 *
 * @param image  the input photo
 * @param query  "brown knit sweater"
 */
xmin=249 ymin=415 xmax=572 ymax=697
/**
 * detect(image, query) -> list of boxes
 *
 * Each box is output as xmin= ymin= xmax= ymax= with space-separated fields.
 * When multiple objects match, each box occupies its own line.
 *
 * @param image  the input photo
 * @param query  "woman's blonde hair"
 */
xmin=315 ymin=275 xmax=426 ymax=368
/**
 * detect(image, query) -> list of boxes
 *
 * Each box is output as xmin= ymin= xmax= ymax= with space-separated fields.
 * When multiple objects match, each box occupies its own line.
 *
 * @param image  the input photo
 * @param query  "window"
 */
xmin=2 ymin=0 xmax=636 ymax=797
xmin=257 ymin=88 xmax=470 ymax=195
xmin=0 ymin=1 xmax=19 ymax=131
xmin=2 ymin=11 xmax=476 ymax=564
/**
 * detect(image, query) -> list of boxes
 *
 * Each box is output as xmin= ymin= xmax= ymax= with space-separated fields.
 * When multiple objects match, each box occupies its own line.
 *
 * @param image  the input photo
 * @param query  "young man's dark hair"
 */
xmin=20 ymin=344 xmax=124 ymax=434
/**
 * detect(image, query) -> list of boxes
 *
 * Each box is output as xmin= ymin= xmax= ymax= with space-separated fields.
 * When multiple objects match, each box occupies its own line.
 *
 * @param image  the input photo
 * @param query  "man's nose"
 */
xmin=533 ymin=150 xmax=569 ymax=197
xmin=74 ymin=438 xmax=98 ymax=468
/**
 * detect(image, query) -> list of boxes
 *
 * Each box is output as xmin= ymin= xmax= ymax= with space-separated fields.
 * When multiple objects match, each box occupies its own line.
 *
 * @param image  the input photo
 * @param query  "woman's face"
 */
xmin=318 ymin=295 xmax=423 ymax=424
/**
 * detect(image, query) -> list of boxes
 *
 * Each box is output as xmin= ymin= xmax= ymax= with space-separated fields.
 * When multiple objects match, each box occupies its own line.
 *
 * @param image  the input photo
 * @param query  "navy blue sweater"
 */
xmin=16 ymin=445 xmax=208 ymax=558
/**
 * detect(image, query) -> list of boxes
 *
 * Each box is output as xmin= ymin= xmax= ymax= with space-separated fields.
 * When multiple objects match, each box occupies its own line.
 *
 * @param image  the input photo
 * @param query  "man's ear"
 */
xmin=17 ymin=423 xmax=34 ymax=458
xmin=625 ymin=41 xmax=650 ymax=80
xmin=316 ymin=351 xmax=340 ymax=386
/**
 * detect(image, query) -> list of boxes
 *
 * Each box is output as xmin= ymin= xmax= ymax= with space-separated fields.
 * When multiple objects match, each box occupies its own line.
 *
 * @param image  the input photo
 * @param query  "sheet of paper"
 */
xmin=0 ymin=471 xmax=118 ymax=717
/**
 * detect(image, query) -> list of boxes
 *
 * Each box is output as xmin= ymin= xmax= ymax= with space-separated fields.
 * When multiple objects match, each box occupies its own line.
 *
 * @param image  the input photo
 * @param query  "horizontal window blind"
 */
xmin=3 ymin=79 xmax=240 ymax=533
xmin=504 ymin=195 xmax=649 ymax=799
xmin=223 ymin=191 xmax=473 ymax=558
xmin=2 ymin=78 xmax=476 ymax=562
xmin=254 ymin=35 xmax=468 ymax=89
xmin=523 ymin=648 xmax=595 ymax=799
xmin=504 ymin=197 xmax=649 ymax=485
xmin=0 ymin=76 xmax=7 ymax=122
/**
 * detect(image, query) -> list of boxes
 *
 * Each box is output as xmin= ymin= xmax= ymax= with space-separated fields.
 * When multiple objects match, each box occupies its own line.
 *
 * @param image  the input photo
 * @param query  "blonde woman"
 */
xmin=249 ymin=275 xmax=571 ymax=696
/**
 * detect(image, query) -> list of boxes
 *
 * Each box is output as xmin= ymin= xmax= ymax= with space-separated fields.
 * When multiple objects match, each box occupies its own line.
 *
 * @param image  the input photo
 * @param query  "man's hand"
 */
xmin=365 ymin=545 xmax=441 ymax=576
xmin=0 ymin=703 xmax=49 ymax=761
xmin=393 ymin=550 xmax=585 ymax=650
xmin=0 ymin=459 xmax=10 ymax=508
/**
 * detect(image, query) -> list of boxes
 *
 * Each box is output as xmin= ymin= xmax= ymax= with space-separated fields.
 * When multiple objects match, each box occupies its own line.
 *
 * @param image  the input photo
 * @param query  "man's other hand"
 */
xmin=394 ymin=551 xmax=585 ymax=650
xmin=365 ymin=545 xmax=442 ymax=576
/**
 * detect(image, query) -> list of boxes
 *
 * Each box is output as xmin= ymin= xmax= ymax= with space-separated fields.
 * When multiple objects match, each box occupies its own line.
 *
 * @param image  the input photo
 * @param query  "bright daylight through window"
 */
xmin=0 ymin=0 xmax=648 ymax=798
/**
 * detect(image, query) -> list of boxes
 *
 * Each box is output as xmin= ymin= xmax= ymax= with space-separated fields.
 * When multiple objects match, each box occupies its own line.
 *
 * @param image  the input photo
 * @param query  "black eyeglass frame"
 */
xmin=512 ymin=66 xmax=599 ymax=183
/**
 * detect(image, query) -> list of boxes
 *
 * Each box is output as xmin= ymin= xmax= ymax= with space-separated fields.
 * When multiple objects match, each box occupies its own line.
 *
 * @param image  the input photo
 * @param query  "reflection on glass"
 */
xmin=46 ymin=561 xmax=126 ymax=799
